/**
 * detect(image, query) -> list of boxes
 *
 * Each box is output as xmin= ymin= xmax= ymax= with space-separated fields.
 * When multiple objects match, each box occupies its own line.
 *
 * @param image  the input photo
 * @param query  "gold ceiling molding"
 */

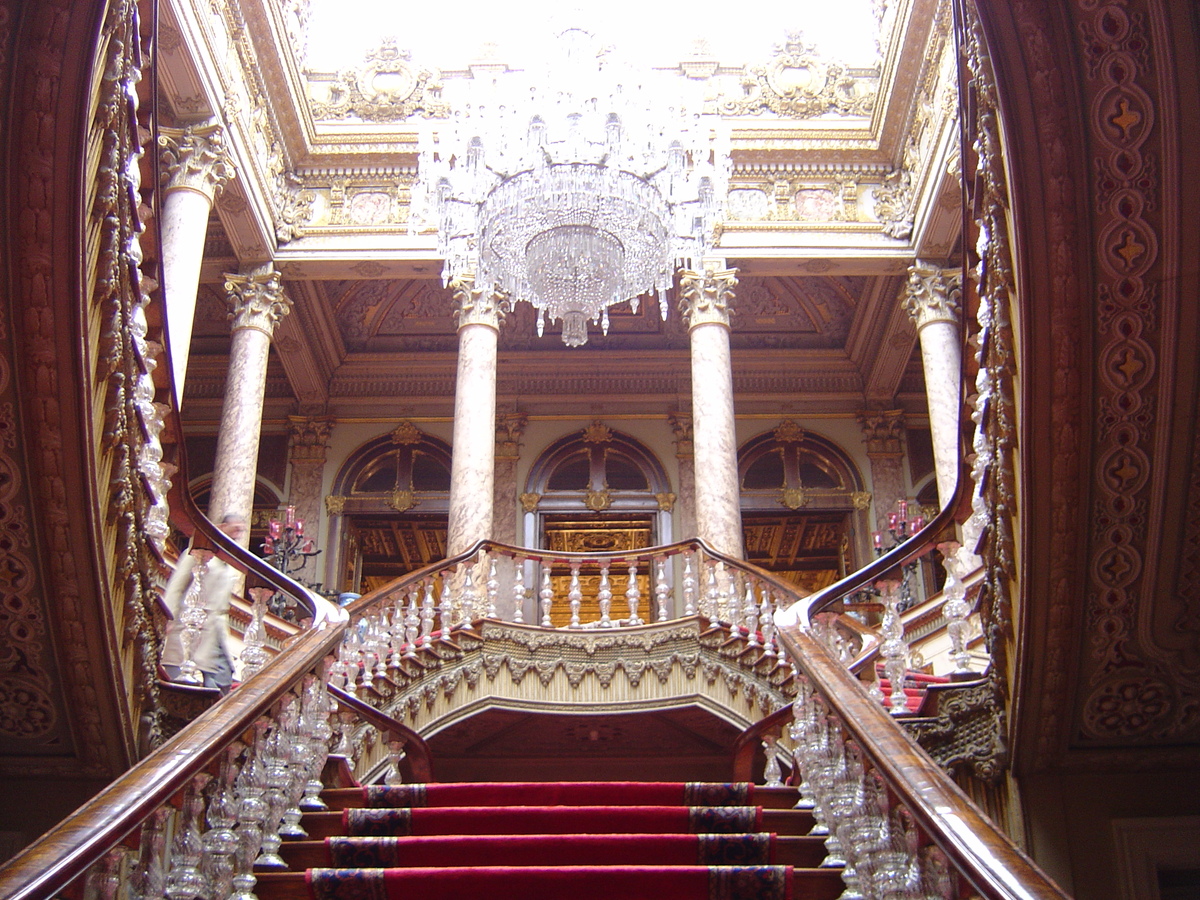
xmin=306 ymin=38 xmax=450 ymax=122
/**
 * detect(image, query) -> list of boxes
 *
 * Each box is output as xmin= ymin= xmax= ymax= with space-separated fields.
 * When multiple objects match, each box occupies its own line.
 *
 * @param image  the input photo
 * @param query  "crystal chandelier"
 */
xmin=415 ymin=28 xmax=729 ymax=346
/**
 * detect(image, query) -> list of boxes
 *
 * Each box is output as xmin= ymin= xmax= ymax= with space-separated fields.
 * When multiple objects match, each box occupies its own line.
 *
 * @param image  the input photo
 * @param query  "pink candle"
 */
xmin=286 ymin=505 xmax=296 ymax=526
xmin=295 ymin=519 xmax=304 ymax=536
xmin=873 ymin=532 xmax=883 ymax=548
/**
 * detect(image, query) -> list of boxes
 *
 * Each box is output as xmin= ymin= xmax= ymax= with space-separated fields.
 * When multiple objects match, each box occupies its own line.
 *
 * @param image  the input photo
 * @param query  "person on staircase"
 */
xmin=160 ymin=514 xmax=246 ymax=693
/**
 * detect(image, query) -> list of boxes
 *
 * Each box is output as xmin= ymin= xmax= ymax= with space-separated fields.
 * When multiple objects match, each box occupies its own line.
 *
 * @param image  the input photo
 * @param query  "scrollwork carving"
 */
xmin=309 ymin=38 xmax=450 ymax=122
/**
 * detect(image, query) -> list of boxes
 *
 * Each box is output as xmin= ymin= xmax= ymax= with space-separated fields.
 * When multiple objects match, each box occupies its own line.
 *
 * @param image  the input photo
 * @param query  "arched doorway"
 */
xmin=738 ymin=423 xmax=870 ymax=594
xmin=326 ymin=423 xmax=452 ymax=594
xmin=522 ymin=423 xmax=673 ymax=625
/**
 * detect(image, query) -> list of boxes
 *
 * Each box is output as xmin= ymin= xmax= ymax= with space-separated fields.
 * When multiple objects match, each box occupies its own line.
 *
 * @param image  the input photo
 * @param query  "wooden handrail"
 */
xmin=777 ymin=625 xmax=1070 ymax=900
xmin=0 ymin=622 xmax=345 ymax=900
xmin=329 ymin=684 xmax=434 ymax=783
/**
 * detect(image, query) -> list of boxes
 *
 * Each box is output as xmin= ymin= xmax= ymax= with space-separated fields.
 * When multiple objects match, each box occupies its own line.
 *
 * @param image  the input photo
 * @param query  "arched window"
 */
xmin=327 ymin=422 xmax=453 ymax=593
xmin=522 ymin=423 xmax=672 ymax=625
xmin=738 ymin=422 xmax=869 ymax=594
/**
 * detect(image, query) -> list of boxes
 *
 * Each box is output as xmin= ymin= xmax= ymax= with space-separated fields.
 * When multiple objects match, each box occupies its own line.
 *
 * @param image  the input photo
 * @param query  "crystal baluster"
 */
xmin=404 ymin=590 xmax=420 ymax=659
xmin=384 ymin=737 xmax=407 ymax=786
xmin=759 ymin=586 xmax=776 ymax=657
xmin=331 ymin=708 xmax=357 ymax=758
xmin=358 ymin=620 xmax=378 ymax=693
xmin=568 ymin=561 xmax=583 ymax=627
xmin=727 ymin=571 xmax=743 ymax=632
xmin=239 ymin=586 xmax=272 ymax=681
xmin=374 ymin=615 xmax=391 ymax=682
xmin=625 ymin=561 xmax=643 ymax=625
xmin=917 ymin=844 xmax=956 ymax=900
xmin=715 ymin=563 xmax=733 ymax=623
xmin=485 ymin=558 xmax=500 ymax=618
xmin=439 ymin=577 xmax=453 ymax=636
xmin=84 ymin=848 xmax=124 ymax=900
xmin=460 ymin=563 xmax=478 ymax=625
xmin=596 ymin=562 xmax=613 ymax=627
xmin=200 ymin=743 xmax=241 ymax=900
xmin=880 ymin=581 xmax=910 ymax=714
xmin=654 ymin=558 xmax=670 ymax=621
xmin=300 ymin=674 xmax=333 ymax=811
xmin=176 ymin=555 xmax=211 ymax=685
xmin=129 ymin=808 xmax=170 ymax=900
xmin=512 ymin=559 xmax=526 ymax=624
xmin=761 ymin=730 xmax=784 ymax=787
xmin=743 ymin=578 xmax=759 ymax=646
xmin=421 ymin=580 xmax=437 ymax=640
xmin=230 ymin=722 xmax=269 ymax=900
xmin=254 ymin=714 xmax=291 ymax=869
xmin=826 ymin=739 xmax=868 ymax=900
xmin=540 ymin=565 xmax=554 ymax=627
xmin=277 ymin=698 xmax=310 ymax=840
xmin=681 ymin=552 xmax=697 ymax=615
xmin=703 ymin=559 xmax=719 ymax=620
xmin=939 ymin=541 xmax=975 ymax=674
xmin=164 ymin=774 xmax=211 ymax=900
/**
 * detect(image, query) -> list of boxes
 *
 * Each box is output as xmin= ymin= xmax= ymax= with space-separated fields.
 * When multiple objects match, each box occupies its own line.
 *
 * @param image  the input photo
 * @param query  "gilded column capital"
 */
xmin=451 ymin=274 xmax=509 ymax=331
xmin=857 ymin=409 xmax=906 ymax=457
xmin=678 ymin=263 xmax=738 ymax=330
xmin=903 ymin=260 xmax=962 ymax=331
xmin=287 ymin=415 xmax=334 ymax=464
xmin=223 ymin=264 xmax=292 ymax=336
xmin=159 ymin=121 xmax=236 ymax=201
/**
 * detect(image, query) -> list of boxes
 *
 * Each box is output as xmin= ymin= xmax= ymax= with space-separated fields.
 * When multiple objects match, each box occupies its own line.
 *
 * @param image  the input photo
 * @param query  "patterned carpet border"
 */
xmin=685 ymin=783 xmax=752 ymax=807
xmin=309 ymin=868 xmax=388 ymax=900
xmin=688 ymin=806 xmax=760 ymax=834
xmin=696 ymin=833 xmax=771 ymax=865
xmin=346 ymin=808 xmax=413 ymax=836
xmin=366 ymin=785 xmax=427 ymax=809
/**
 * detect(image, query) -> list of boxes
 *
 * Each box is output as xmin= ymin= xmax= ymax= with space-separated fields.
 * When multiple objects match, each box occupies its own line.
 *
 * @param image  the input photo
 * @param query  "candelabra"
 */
xmin=260 ymin=505 xmax=321 ymax=621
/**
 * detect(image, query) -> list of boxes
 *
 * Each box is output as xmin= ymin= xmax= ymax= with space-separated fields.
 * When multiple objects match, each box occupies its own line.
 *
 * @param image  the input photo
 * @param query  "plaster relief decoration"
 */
xmin=721 ymin=32 xmax=877 ymax=119
xmin=307 ymin=38 xmax=450 ymax=121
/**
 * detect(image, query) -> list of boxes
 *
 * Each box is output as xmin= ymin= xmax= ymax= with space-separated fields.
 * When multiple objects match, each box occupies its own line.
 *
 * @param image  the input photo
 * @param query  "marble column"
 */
xmin=679 ymin=263 xmax=743 ymax=559
xmin=158 ymin=122 xmax=235 ymax=406
xmin=902 ymin=260 xmax=963 ymax=508
xmin=669 ymin=412 xmax=697 ymax=540
xmin=286 ymin=415 xmax=334 ymax=585
xmin=447 ymin=276 xmax=507 ymax=557
xmin=208 ymin=264 xmax=292 ymax=548
xmin=858 ymin=409 xmax=908 ymax=533
xmin=493 ymin=412 xmax=527 ymax=545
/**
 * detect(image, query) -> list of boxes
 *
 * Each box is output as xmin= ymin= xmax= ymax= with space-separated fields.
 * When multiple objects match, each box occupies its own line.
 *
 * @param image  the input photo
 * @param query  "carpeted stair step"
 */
xmin=256 ymin=865 xmax=845 ymax=900
xmin=279 ymin=832 xmax=829 ymax=869
xmin=300 ymin=805 xmax=815 ymax=838
xmin=265 ymin=781 xmax=839 ymax=900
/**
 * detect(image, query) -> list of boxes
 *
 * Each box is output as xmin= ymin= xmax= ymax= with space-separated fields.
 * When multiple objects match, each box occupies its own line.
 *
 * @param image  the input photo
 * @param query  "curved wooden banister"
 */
xmin=328 ymin=684 xmax=434 ymax=783
xmin=0 ymin=622 xmax=345 ymax=900
xmin=777 ymin=625 xmax=1070 ymax=900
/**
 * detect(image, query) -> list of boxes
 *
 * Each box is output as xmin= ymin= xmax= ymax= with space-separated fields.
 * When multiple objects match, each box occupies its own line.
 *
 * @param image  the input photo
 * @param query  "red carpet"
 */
xmin=287 ymin=781 xmax=844 ymax=900
xmin=365 ymin=781 xmax=753 ymax=808
xmin=328 ymin=832 xmax=776 ymax=867
xmin=307 ymin=864 xmax=794 ymax=900
xmin=344 ymin=805 xmax=762 ymax=836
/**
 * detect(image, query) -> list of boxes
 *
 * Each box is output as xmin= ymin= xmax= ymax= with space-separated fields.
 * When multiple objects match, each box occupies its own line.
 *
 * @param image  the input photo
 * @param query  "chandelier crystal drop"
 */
xmin=415 ymin=27 xmax=730 ymax=346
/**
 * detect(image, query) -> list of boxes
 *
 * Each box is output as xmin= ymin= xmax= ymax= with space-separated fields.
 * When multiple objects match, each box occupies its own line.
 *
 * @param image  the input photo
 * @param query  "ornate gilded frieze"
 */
xmin=719 ymin=33 xmax=878 ymax=119
xmin=357 ymin=619 xmax=793 ymax=734
xmin=306 ymin=38 xmax=450 ymax=122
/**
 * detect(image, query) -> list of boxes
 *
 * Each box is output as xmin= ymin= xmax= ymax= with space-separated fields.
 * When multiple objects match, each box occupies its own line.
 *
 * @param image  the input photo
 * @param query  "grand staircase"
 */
xmin=257 ymin=780 xmax=844 ymax=900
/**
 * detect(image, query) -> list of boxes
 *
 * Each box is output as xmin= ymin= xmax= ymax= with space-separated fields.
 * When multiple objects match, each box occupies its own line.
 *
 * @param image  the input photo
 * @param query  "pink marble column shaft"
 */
xmin=447 ymin=277 xmax=505 ymax=556
xmin=208 ymin=265 xmax=292 ymax=550
xmin=680 ymin=265 xmax=744 ymax=559
xmin=158 ymin=122 xmax=235 ymax=407
xmin=903 ymin=261 xmax=964 ymax=509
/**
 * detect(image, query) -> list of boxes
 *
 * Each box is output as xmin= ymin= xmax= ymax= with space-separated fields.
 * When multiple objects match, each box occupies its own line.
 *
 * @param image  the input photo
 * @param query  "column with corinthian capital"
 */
xmin=447 ymin=276 xmax=507 ymax=556
xmin=158 ymin=122 xmax=235 ymax=405
xmin=902 ymin=260 xmax=963 ymax=509
xmin=858 ymin=410 xmax=908 ymax=532
xmin=208 ymin=264 xmax=292 ymax=546
xmin=679 ymin=262 xmax=743 ymax=558
xmin=286 ymin=415 xmax=334 ymax=584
